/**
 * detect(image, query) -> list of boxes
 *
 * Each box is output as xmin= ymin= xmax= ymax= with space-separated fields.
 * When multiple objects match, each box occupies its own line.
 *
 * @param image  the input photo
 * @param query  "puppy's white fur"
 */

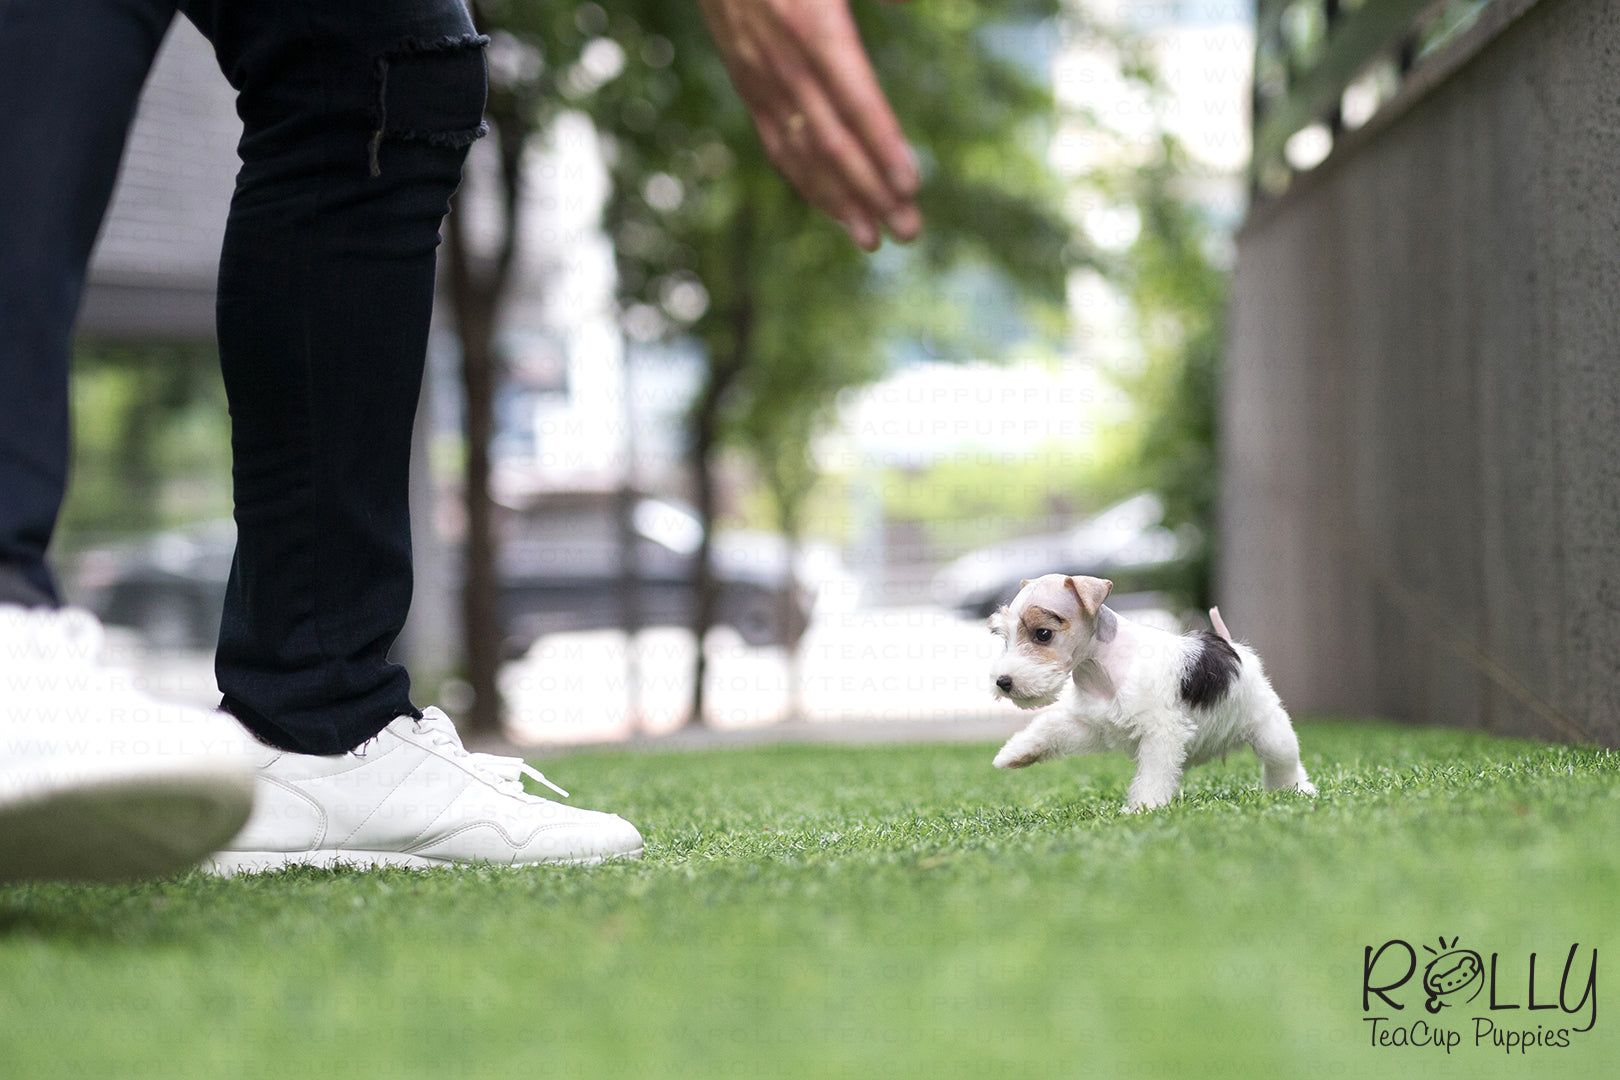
xmin=990 ymin=574 xmax=1315 ymax=812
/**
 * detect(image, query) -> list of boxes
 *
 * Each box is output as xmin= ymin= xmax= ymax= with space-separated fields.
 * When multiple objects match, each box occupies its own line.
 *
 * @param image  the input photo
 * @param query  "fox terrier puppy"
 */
xmin=989 ymin=574 xmax=1315 ymax=812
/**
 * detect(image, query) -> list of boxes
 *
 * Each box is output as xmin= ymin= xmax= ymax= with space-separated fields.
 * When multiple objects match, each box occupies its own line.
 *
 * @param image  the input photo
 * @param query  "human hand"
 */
xmin=695 ymin=0 xmax=921 ymax=251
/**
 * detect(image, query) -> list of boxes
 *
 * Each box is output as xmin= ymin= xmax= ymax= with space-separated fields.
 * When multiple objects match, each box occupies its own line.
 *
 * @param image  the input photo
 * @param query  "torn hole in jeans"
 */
xmin=369 ymin=33 xmax=490 ymax=178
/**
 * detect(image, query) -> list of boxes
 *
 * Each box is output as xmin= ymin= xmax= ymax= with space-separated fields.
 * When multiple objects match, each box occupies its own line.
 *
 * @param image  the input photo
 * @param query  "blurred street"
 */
xmin=104 ymin=607 xmax=1013 ymax=746
xmin=500 ymin=606 xmax=1008 ymax=744
xmin=110 ymin=600 xmax=1182 ymax=747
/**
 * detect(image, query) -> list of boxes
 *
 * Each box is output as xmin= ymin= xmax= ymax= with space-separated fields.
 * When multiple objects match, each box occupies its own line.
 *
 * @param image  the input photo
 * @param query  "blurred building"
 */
xmin=80 ymin=21 xmax=236 ymax=341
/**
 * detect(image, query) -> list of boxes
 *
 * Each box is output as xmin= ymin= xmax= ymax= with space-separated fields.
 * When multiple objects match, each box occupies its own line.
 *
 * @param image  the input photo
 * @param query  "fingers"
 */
xmin=755 ymin=26 xmax=910 ymax=249
xmin=794 ymin=66 xmax=896 ymax=230
xmin=790 ymin=3 xmax=918 ymax=201
xmin=697 ymin=0 xmax=922 ymax=249
xmin=756 ymin=112 xmax=881 ymax=250
xmin=796 ymin=79 xmax=922 ymax=243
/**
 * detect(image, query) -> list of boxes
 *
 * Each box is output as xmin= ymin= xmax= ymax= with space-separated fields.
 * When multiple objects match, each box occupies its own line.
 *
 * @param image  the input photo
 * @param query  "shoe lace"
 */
xmin=411 ymin=707 xmax=570 ymax=799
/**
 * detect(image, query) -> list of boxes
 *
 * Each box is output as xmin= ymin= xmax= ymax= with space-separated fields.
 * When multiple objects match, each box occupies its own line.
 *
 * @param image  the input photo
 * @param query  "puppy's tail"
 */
xmin=1208 ymin=606 xmax=1233 ymax=644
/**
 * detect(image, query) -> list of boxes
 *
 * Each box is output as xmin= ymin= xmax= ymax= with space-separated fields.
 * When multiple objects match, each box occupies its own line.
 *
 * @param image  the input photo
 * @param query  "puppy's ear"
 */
xmin=1064 ymin=576 xmax=1113 ymax=620
xmin=1019 ymin=579 xmax=1030 ymax=589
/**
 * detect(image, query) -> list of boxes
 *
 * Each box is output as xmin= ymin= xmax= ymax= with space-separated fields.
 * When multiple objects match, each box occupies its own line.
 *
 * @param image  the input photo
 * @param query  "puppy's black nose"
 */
xmin=996 ymin=675 xmax=1014 ymax=691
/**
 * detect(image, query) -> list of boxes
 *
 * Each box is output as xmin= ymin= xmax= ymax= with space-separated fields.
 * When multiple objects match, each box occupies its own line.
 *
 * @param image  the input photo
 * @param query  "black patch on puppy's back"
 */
xmin=1179 ymin=630 xmax=1241 ymax=709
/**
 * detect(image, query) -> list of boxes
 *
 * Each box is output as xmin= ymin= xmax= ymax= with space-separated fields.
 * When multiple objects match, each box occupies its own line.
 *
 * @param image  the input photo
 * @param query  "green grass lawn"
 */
xmin=1 ymin=720 xmax=1616 ymax=1079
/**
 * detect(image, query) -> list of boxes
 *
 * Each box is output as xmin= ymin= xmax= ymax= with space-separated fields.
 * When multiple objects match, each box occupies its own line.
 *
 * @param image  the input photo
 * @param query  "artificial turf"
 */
xmin=1 ymin=720 xmax=1615 ymax=1079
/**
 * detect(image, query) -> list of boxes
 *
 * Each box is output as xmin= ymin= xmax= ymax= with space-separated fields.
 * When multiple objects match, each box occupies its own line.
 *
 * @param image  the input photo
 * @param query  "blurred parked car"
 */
xmin=70 ymin=495 xmax=814 ymax=654
xmin=499 ymin=491 xmax=813 ymax=655
xmin=930 ymin=492 xmax=1200 ymax=619
xmin=72 ymin=520 xmax=235 ymax=650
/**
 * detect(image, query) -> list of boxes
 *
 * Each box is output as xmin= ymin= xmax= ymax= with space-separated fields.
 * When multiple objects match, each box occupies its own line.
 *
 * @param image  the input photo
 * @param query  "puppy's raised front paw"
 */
xmin=993 ymin=746 xmax=1041 ymax=769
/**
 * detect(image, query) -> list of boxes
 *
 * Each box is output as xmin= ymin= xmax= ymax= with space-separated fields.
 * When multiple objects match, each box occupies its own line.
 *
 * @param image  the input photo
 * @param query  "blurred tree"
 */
xmin=587 ymin=0 xmax=1074 ymax=724
xmin=442 ymin=1 xmax=605 ymax=734
xmin=727 ymin=203 xmax=883 ymax=718
xmin=57 ymin=343 xmax=232 ymax=547
xmin=446 ymin=1 xmax=1077 ymax=729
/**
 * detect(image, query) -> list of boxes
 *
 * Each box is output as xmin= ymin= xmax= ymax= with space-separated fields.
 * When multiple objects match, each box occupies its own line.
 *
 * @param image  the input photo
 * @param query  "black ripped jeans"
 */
xmin=0 ymin=0 xmax=486 ymax=754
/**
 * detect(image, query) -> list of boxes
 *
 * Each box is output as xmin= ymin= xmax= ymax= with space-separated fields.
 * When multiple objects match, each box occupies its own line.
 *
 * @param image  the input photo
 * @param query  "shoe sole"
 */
xmin=0 ymin=774 xmax=255 ymax=885
xmin=203 ymin=845 xmax=645 ymax=876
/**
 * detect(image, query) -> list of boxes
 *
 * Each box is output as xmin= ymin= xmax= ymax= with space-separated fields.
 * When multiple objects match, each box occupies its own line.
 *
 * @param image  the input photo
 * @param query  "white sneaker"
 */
xmin=205 ymin=707 xmax=643 ymax=874
xmin=0 ymin=604 xmax=258 ymax=883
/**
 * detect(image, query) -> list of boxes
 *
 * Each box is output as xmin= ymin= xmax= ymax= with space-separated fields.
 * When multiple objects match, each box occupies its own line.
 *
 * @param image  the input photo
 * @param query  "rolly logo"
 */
xmin=1363 ymin=935 xmax=1598 ymax=1046
xmin=1423 ymin=937 xmax=1485 ymax=1013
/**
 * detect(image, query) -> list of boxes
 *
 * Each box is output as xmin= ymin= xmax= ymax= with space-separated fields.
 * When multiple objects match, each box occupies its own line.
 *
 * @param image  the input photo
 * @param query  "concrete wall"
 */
xmin=1222 ymin=0 xmax=1620 ymax=746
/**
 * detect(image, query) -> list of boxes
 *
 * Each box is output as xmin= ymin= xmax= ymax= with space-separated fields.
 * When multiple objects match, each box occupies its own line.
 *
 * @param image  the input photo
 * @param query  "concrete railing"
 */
xmin=1223 ymin=0 xmax=1618 ymax=745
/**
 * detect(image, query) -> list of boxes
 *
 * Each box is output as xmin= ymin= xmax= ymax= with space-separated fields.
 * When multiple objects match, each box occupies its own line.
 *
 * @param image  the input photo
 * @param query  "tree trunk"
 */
xmin=778 ymin=511 xmax=805 ymax=724
xmin=615 ymin=478 xmax=644 ymax=728
xmin=460 ymin=298 xmax=505 ymax=735
xmin=442 ymin=113 xmax=525 ymax=734
xmin=443 ymin=204 xmax=505 ymax=735
xmin=687 ymin=383 xmax=723 ymax=728
xmin=758 ymin=444 xmax=814 ymax=724
xmin=685 ymin=208 xmax=754 ymax=727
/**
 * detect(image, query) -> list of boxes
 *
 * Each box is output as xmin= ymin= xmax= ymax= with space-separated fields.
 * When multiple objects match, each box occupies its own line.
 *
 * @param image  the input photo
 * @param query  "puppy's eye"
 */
xmin=1033 ymin=628 xmax=1054 ymax=644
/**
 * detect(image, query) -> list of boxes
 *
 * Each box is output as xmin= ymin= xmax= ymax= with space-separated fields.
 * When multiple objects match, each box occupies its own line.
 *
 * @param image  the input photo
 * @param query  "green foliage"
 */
xmin=1099 ymin=136 xmax=1231 ymax=608
xmin=465 ymin=1 xmax=1223 ymax=613
xmin=860 ymin=0 xmax=1074 ymax=302
xmin=875 ymin=439 xmax=1128 ymax=552
xmin=3 ymin=722 xmax=1616 ymax=1078
xmin=55 ymin=344 xmax=232 ymax=548
xmin=567 ymin=0 xmax=1073 ymax=536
